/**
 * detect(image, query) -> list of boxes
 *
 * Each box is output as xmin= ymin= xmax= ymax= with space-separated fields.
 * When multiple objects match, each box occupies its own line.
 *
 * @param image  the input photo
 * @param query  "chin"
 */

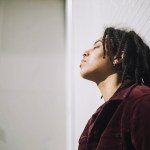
xmin=80 ymin=71 xmax=94 ymax=81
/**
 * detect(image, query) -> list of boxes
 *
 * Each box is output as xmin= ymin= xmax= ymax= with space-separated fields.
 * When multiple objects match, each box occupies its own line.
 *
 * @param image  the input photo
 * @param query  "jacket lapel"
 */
xmin=88 ymin=100 xmax=122 ymax=142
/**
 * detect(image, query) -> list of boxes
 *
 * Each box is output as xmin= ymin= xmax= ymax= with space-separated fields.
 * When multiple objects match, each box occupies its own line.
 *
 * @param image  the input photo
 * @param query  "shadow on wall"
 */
xmin=0 ymin=128 xmax=7 ymax=150
xmin=0 ymin=128 xmax=6 ymax=143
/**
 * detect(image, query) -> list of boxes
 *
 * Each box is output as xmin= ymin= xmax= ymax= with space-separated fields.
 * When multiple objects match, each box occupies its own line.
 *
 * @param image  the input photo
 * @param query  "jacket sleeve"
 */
xmin=130 ymin=95 xmax=150 ymax=150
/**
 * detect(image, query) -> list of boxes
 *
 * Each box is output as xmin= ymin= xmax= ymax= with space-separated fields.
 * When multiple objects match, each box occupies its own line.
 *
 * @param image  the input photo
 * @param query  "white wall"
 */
xmin=0 ymin=0 xmax=66 ymax=150
xmin=1 ymin=0 xmax=150 ymax=150
xmin=69 ymin=0 xmax=150 ymax=149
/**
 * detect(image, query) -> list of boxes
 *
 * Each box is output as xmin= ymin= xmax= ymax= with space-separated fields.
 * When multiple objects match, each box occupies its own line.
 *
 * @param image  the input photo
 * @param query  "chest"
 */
xmin=79 ymin=101 xmax=133 ymax=150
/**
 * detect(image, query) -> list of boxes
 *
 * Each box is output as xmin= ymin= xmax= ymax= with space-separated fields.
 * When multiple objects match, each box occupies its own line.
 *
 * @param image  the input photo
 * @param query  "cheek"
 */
xmin=89 ymin=54 xmax=104 ymax=68
xmin=80 ymin=51 xmax=112 ymax=78
xmin=89 ymin=54 xmax=112 ymax=72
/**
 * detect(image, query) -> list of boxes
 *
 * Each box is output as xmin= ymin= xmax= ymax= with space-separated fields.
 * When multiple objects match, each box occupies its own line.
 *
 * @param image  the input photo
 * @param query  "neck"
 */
xmin=97 ymin=73 xmax=122 ymax=101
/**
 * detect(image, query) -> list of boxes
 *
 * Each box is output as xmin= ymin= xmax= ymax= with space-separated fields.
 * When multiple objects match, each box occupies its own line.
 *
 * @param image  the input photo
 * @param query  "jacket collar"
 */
xmin=109 ymin=80 xmax=138 ymax=101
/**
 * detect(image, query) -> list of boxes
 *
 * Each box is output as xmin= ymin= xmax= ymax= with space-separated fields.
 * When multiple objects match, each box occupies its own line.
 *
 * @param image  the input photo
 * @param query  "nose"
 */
xmin=83 ymin=50 xmax=89 ymax=57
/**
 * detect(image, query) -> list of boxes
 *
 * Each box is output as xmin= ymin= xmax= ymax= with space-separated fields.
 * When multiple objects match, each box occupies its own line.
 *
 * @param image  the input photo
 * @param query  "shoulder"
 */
xmin=124 ymin=84 xmax=150 ymax=117
xmin=128 ymin=84 xmax=150 ymax=101
xmin=121 ymin=84 xmax=150 ymax=116
xmin=124 ymin=86 xmax=150 ymax=149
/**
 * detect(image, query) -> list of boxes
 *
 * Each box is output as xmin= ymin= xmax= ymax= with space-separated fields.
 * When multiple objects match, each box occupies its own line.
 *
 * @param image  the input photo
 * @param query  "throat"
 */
xmin=97 ymin=74 xmax=122 ymax=101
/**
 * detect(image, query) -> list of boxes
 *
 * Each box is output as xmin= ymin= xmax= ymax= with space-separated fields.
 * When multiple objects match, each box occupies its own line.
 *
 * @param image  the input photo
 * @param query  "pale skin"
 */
xmin=80 ymin=39 xmax=123 ymax=101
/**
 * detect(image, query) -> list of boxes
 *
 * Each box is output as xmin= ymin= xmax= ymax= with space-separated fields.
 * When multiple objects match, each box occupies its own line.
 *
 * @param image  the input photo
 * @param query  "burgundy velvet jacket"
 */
xmin=78 ymin=83 xmax=150 ymax=150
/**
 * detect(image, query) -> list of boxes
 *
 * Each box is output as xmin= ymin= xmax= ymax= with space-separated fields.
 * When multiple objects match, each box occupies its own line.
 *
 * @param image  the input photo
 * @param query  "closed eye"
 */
xmin=93 ymin=45 xmax=100 ymax=49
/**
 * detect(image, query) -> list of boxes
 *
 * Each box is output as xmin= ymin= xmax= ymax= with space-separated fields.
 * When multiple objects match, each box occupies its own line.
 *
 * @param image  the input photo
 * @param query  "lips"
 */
xmin=81 ymin=59 xmax=86 ymax=63
xmin=80 ymin=59 xmax=87 ymax=67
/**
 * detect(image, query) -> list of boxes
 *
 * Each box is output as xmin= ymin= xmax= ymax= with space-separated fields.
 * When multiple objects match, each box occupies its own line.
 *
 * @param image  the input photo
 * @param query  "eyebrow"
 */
xmin=94 ymin=40 xmax=102 ymax=45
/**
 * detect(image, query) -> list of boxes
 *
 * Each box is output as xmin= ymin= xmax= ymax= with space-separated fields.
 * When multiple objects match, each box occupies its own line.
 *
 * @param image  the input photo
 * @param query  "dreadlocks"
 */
xmin=102 ymin=27 xmax=150 ymax=86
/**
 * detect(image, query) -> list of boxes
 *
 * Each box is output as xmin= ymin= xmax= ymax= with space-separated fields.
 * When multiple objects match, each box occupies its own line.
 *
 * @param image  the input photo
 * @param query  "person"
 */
xmin=78 ymin=27 xmax=150 ymax=150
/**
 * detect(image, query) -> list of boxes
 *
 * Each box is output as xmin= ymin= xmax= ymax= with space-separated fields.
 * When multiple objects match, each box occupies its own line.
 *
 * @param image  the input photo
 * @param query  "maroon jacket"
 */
xmin=78 ymin=83 xmax=150 ymax=150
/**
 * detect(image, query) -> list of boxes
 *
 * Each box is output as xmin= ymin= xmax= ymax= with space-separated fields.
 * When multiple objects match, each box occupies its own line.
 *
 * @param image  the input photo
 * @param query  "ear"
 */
xmin=113 ymin=51 xmax=124 ymax=65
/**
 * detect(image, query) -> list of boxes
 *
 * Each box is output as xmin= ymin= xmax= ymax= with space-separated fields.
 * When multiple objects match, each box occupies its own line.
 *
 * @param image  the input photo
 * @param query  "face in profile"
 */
xmin=80 ymin=39 xmax=115 ymax=83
